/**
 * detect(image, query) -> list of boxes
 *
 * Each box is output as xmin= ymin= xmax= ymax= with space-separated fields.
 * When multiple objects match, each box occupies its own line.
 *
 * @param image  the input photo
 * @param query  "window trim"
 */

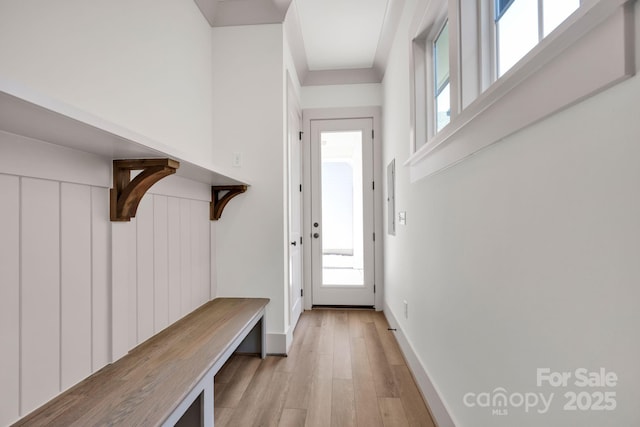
xmin=408 ymin=0 xmax=635 ymax=181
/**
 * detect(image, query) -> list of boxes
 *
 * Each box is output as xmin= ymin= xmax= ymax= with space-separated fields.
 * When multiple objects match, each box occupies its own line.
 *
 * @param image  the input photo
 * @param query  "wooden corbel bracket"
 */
xmin=110 ymin=158 xmax=179 ymax=221
xmin=210 ymin=185 xmax=248 ymax=220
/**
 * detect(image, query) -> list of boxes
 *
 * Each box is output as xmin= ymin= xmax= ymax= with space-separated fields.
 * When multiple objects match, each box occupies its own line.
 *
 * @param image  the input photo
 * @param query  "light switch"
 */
xmin=232 ymin=152 xmax=242 ymax=168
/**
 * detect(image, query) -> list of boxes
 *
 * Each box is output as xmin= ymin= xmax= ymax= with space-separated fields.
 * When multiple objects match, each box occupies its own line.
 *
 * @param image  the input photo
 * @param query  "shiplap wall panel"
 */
xmin=127 ymin=220 xmax=138 ymax=350
xmin=2 ymin=135 xmax=218 ymax=421
xmin=191 ymin=200 xmax=203 ymax=307
xmin=179 ymin=198 xmax=192 ymax=317
xmin=136 ymin=197 xmax=155 ymax=344
xmin=210 ymin=222 xmax=217 ymax=299
xmin=91 ymin=187 xmax=111 ymax=370
xmin=111 ymin=222 xmax=131 ymax=361
xmin=167 ymin=197 xmax=182 ymax=324
xmin=60 ymin=183 xmax=92 ymax=391
xmin=153 ymin=195 xmax=170 ymax=332
xmin=0 ymin=175 xmax=20 ymax=425
xmin=194 ymin=200 xmax=211 ymax=306
xmin=21 ymin=178 xmax=61 ymax=413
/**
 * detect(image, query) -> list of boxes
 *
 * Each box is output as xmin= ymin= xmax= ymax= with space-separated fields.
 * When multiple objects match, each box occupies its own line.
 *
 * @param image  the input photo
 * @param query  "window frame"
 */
xmin=408 ymin=0 xmax=635 ymax=181
xmin=433 ymin=19 xmax=451 ymax=133
xmin=409 ymin=1 xmax=459 ymax=153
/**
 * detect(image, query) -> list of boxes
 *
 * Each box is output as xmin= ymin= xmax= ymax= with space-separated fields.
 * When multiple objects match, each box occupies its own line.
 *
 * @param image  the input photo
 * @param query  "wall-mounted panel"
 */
xmin=191 ymin=200 xmax=210 ymax=307
xmin=180 ymin=199 xmax=193 ymax=317
xmin=136 ymin=196 xmax=155 ymax=344
xmin=60 ymin=183 xmax=92 ymax=390
xmin=153 ymin=195 xmax=170 ymax=332
xmin=21 ymin=178 xmax=61 ymax=413
xmin=0 ymin=174 xmax=20 ymax=425
xmin=167 ymin=197 xmax=182 ymax=324
xmin=111 ymin=222 xmax=132 ymax=361
xmin=91 ymin=187 xmax=111 ymax=370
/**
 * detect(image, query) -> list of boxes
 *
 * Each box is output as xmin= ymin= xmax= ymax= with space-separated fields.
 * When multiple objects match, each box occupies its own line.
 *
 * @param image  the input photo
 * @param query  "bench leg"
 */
xmin=203 ymin=374 xmax=214 ymax=426
xmin=261 ymin=315 xmax=266 ymax=359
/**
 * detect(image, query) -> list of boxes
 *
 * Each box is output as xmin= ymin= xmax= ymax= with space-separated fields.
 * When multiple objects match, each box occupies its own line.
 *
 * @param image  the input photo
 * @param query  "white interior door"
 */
xmin=310 ymin=118 xmax=375 ymax=306
xmin=287 ymin=78 xmax=303 ymax=329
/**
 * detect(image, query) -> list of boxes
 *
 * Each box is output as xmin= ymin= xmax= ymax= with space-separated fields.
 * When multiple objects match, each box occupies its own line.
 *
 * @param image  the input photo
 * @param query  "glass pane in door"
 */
xmin=320 ymin=130 xmax=364 ymax=286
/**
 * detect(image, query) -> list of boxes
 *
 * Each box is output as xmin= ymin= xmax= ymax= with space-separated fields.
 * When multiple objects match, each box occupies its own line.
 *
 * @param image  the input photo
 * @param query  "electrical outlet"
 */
xmin=403 ymin=300 xmax=408 ymax=319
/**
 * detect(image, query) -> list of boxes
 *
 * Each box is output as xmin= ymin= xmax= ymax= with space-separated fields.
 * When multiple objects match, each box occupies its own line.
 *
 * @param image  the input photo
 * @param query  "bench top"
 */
xmin=12 ymin=297 xmax=269 ymax=427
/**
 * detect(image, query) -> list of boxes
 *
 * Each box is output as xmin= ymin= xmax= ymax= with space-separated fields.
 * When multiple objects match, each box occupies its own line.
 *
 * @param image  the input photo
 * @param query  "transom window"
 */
xmin=496 ymin=0 xmax=580 ymax=76
xmin=434 ymin=20 xmax=450 ymax=132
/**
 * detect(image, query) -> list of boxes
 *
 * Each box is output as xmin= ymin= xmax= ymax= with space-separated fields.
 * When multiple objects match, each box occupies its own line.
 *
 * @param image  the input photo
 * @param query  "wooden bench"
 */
xmin=12 ymin=297 xmax=270 ymax=427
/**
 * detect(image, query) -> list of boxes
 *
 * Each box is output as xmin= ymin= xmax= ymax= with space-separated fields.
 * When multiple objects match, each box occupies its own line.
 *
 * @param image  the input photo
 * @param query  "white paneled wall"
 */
xmin=113 ymin=192 xmax=212 ymax=356
xmin=0 ymin=132 xmax=215 ymax=425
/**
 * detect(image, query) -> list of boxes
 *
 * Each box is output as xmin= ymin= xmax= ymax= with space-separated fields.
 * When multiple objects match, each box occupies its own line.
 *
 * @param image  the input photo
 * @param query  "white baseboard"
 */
xmin=266 ymin=332 xmax=288 ymax=355
xmin=383 ymin=302 xmax=457 ymax=427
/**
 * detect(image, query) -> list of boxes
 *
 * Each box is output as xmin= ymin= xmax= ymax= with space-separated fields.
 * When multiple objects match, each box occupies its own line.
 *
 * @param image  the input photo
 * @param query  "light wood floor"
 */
xmin=214 ymin=309 xmax=436 ymax=427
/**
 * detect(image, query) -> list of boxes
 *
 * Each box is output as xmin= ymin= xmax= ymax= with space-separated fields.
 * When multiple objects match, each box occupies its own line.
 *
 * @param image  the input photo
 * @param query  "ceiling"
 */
xmin=193 ymin=0 xmax=403 ymax=85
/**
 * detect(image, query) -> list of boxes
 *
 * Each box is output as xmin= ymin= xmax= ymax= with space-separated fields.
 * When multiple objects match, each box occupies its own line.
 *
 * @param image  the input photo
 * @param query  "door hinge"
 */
xmin=299 ymin=184 xmax=302 ymax=192
xmin=374 ymin=284 xmax=376 ymax=293
xmin=373 ymin=232 xmax=376 ymax=241
xmin=372 ymin=130 xmax=374 ymax=139
xmin=372 ymin=181 xmax=375 ymax=190
xmin=301 ymin=289 xmax=304 ymax=297
xmin=300 ymin=236 xmax=303 ymax=245
xmin=299 ymin=131 xmax=303 ymax=141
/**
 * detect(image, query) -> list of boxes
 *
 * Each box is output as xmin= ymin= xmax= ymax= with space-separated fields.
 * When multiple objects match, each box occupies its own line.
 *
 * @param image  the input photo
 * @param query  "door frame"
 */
xmin=286 ymin=73 xmax=303 ymax=344
xmin=302 ymin=107 xmax=383 ymax=310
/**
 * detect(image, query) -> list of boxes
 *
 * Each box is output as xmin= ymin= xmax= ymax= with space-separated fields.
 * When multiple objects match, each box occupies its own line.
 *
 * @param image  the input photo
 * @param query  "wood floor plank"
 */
xmin=350 ymin=337 xmax=384 ymax=427
xmin=277 ymin=313 xmax=311 ymax=373
xmin=348 ymin=311 xmax=369 ymax=339
xmin=333 ymin=311 xmax=352 ymax=380
xmin=317 ymin=310 xmax=335 ymax=355
xmin=213 ymin=309 xmax=431 ymax=427
xmin=363 ymin=322 xmax=399 ymax=398
xmin=378 ymin=397 xmax=410 ymax=427
xmin=226 ymin=356 xmax=280 ymax=426
xmin=331 ymin=379 xmax=356 ymax=427
xmin=305 ymin=377 xmax=332 ymax=427
xmin=350 ymin=337 xmax=373 ymax=382
xmin=284 ymin=322 xmax=322 ymax=409
xmin=255 ymin=371 xmax=292 ymax=426
xmin=373 ymin=312 xmax=405 ymax=366
xmin=279 ymin=408 xmax=307 ymax=427
xmin=213 ymin=407 xmax=235 ymax=427
xmin=316 ymin=352 xmax=334 ymax=380
xmin=214 ymin=355 xmax=262 ymax=408
xmin=354 ymin=377 xmax=384 ymax=427
xmin=391 ymin=365 xmax=435 ymax=427
xmin=214 ymin=353 xmax=242 ymax=383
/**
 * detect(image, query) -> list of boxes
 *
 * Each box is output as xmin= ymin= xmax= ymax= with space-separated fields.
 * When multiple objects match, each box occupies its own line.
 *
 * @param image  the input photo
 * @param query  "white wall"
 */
xmin=0 ymin=131 xmax=215 ymax=425
xmin=211 ymin=24 xmax=288 ymax=352
xmin=382 ymin=1 xmax=640 ymax=427
xmin=301 ymin=83 xmax=383 ymax=109
xmin=0 ymin=0 xmax=214 ymax=161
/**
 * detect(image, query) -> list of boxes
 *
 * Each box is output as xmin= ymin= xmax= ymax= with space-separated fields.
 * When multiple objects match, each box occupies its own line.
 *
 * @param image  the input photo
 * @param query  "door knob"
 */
xmin=313 ymin=233 xmax=319 ymax=238
xmin=313 ymin=222 xmax=319 ymax=228
xmin=291 ymin=241 xmax=297 ymax=246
